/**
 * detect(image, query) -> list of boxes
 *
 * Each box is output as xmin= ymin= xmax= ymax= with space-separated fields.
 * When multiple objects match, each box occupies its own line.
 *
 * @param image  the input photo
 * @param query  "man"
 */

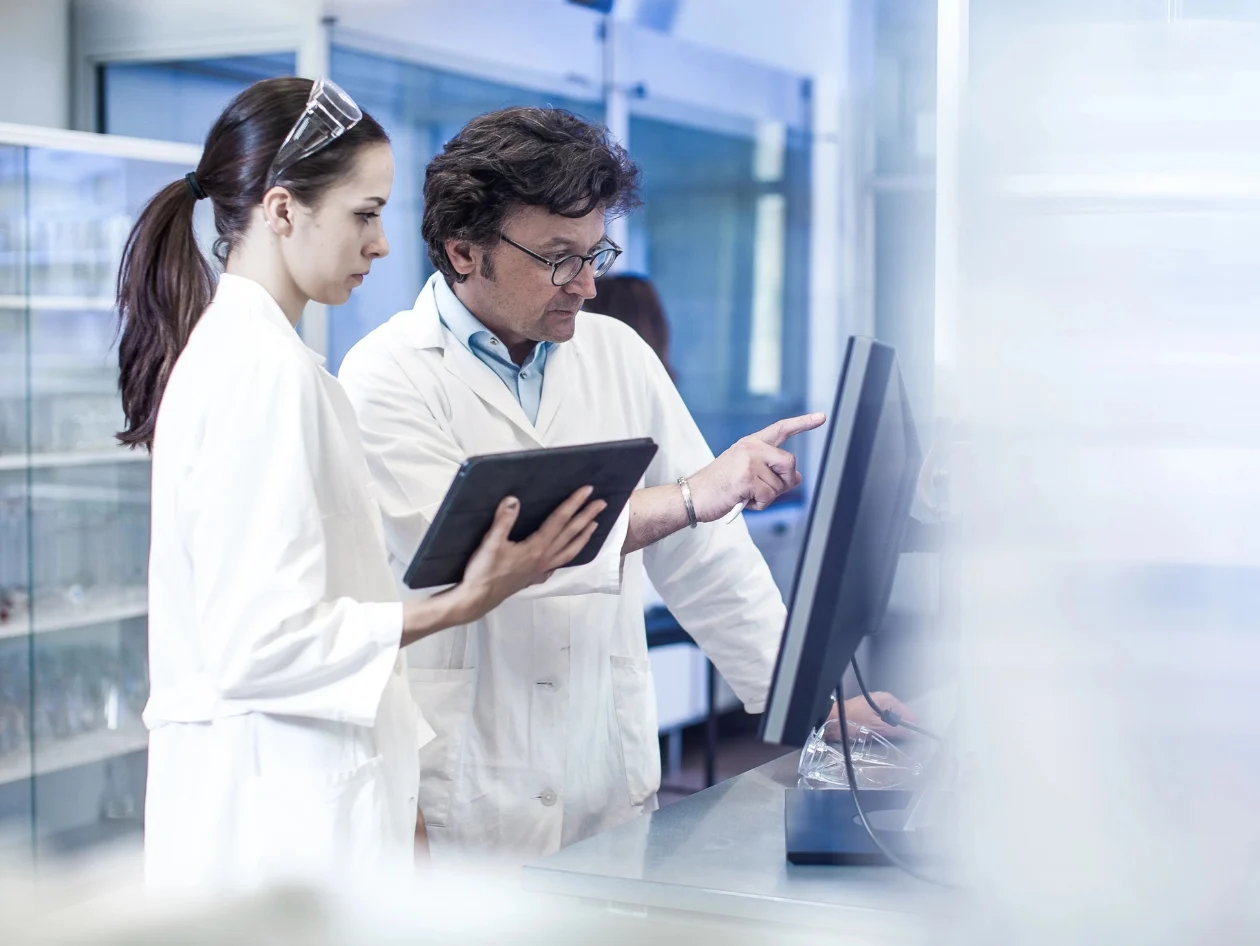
xmin=338 ymin=107 xmax=911 ymax=862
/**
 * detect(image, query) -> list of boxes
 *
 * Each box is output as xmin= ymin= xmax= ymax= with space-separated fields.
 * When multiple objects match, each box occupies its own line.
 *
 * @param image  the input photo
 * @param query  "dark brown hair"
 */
xmin=592 ymin=274 xmax=676 ymax=381
xmin=115 ymin=76 xmax=388 ymax=450
xmin=422 ymin=107 xmax=641 ymax=283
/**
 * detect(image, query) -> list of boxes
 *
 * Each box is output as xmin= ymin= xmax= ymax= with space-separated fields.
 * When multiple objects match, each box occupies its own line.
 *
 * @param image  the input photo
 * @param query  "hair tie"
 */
xmin=184 ymin=172 xmax=207 ymax=201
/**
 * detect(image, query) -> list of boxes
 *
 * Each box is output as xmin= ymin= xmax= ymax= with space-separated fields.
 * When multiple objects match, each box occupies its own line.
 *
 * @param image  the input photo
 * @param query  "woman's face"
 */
xmin=282 ymin=141 xmax=394 ymax=307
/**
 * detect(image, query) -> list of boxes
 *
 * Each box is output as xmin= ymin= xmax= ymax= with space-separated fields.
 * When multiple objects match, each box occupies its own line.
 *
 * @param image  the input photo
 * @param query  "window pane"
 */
xmin=873 ymin=0 xmax=937 ymax=427
xmin=875 ymin=189 xmax=935 ymax=428
xmin=0 ymin=142 xmax=32 ymax=862
xmin=326 ymin=45 xmax=604 ymax=374
xmin=11 ymin=145 xmax=185 ymax=861
xmin=628 ymin=114 xmax=810 ymax=455
xmin=100 ymin=53 xmax=297 ymax=144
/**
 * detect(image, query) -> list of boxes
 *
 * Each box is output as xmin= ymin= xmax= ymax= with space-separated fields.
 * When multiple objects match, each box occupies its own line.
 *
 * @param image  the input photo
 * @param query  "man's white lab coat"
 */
xmin=142 ymin=274 xmax=429 ymax=890
xmin=338 ymin=274 xmax=785 ymax=861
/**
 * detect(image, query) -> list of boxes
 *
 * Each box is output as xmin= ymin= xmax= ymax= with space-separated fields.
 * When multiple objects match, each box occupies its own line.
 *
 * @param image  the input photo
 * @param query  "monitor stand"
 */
xmin=784 ymin=787 xmax=923 ymax=865
xmin=785 ymin=725 xmax=958 ymax=867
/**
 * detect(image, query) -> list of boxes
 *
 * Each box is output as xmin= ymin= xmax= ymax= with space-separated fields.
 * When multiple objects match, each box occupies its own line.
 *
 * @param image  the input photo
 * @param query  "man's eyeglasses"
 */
xmin=499 ymin=234 xmax=622 ymax=287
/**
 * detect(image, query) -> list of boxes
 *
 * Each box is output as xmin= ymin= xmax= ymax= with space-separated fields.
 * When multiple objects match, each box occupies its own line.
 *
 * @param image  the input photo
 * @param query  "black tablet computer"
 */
xmin=403 ymin=438 xmax=659 ymax=589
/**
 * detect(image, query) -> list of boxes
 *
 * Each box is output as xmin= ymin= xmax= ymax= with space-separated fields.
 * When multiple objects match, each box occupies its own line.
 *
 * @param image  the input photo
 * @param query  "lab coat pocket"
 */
xmin=609 ymin=655 xmax=661 ymax=807
xmin=407 ymin=667 xmax=475 ymax=828
xmin=244 ymin=753 xmax=388 ymax=885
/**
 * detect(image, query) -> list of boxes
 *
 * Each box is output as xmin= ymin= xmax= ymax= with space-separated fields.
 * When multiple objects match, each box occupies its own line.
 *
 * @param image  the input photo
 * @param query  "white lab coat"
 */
xmin=142 ymin=274 xmax=430 ymax=891
xmin=337 ymin=274 xmax=786 ymax=862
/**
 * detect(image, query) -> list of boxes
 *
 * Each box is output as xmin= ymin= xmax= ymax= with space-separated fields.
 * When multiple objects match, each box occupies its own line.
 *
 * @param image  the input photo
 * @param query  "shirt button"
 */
xmin=490 ymin=338 xmax=499 ymax=346
xmin=520 ymin=370 xmax=530 ymax=379
xmin=540 ymin=790 xmax=558 ymax=807
xmin=536 ymin=680 xmax=555 ymax=691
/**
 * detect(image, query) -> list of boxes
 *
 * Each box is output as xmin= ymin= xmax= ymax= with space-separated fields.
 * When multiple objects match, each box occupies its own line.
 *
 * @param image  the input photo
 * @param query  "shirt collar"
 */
xmin=433 ymin=274 xmax=550 ymax=366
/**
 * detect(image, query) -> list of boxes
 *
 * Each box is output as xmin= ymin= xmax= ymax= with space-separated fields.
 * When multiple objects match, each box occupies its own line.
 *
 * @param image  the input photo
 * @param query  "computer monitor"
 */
xmin=761 ymin=336 xmax=922 ymax=746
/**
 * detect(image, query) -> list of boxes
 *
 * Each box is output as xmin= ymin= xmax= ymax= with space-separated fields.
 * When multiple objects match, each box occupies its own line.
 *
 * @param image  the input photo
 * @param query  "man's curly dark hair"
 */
xmin=422 ymin=107 xmax=641 ymax=283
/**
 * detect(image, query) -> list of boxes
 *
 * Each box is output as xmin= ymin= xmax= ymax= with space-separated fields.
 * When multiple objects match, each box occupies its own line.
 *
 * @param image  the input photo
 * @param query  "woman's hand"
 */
xmin=446 ymin=488 xmax=606 ymax=623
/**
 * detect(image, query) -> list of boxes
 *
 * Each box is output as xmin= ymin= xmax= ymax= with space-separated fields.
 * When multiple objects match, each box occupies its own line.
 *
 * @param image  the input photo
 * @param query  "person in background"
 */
xmin=117 ymin=78 xmax=601 ymax=891
xmin=590 ymin=273 xmax=676 ymax=381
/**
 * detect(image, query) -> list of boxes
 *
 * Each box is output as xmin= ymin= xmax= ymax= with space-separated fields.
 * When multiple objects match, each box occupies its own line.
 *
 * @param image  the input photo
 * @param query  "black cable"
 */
xmin=851 ymin=658 xmax=943 ymax=742
xmin=834 ymin=679 xmax=959 ymax=887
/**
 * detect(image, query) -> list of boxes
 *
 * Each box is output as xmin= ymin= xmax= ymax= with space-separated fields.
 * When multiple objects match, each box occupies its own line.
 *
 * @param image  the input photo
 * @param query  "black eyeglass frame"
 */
xmin=499 ymin=233 xmax=623 ymax=286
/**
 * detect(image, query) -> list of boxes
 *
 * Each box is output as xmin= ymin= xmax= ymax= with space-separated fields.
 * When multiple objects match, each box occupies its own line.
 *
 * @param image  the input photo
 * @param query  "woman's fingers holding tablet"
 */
xmin=528 ymin=486 xmax=595 ymax=546
xmin=525 ymin=487 xmax=606 ymax=561
xmin=547 ymin=519 xmax=602 ymax=571
xmin=453 ymin=489 xmax=607 ymax=619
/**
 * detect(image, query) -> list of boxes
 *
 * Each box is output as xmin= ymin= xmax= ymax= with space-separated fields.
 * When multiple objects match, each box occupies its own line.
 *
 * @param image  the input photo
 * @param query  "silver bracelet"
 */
xmin=677 ymin=476 xmax=698 ymax=529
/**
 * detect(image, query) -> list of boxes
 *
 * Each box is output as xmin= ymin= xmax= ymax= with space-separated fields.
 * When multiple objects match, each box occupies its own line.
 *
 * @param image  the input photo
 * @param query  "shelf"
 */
xmin=0 ymin=382 xmax=120 ymax=400
xmin=0 ymin=295 xmax=116 ymax=312
xmin=25 ymin=483 xmax=150 ymax=505
xmin=0 ymin=725 xmax=149 ymax=786
xmin=0 ymin=586 xmax=148 ymax=641
xmin=1 ymin=480 xmax=150 ymax=504
xmin=0 ymin=449 xmax=149 ymax=472
xmin=0 ymin=120 xmax=203 ymax=165
xmin=0 ymin=251 xmax=117 ymax=264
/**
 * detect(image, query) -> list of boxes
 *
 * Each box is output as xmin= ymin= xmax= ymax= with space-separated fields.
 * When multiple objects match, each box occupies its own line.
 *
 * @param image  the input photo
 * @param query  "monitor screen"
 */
xmin=761 ymin=337 xmax=922 ymax=745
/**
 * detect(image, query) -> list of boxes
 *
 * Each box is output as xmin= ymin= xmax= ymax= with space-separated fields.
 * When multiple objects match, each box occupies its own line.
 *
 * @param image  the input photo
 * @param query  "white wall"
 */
xmin=0 ymin=0 xmax=71 ymax=128
xmin=20 ymin=0 xmax=852 ymax=131
xmin=72 ymin=0 xmax=318 ymax=60
xmin=328 ymin=0 xmax=808 ymax=132
xmin=71 ymin=0 xmax=324 ymax=130
xmin=669 ymin=0 xmax=848 ymax=78
xmin=72 ymin=0 xmax=815 ymax=132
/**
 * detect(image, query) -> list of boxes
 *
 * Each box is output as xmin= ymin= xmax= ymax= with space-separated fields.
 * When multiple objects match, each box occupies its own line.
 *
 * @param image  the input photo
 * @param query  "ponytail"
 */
xmin=114 ymin=76 xmax=389 ymax=451
xmin=115 ymin=177 xmax=214 ymax=450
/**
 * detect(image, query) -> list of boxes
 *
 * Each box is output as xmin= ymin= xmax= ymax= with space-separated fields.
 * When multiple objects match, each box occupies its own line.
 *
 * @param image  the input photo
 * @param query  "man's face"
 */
xmin=447 ymin=205 xmax=607 ymax=354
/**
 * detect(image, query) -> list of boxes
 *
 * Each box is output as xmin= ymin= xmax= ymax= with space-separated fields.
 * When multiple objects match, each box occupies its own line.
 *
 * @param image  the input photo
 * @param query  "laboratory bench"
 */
xmin=523 ymin=750 xmax=944 ymax=941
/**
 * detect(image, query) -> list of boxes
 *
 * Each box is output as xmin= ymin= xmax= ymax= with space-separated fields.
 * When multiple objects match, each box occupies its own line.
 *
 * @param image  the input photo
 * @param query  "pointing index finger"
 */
xmin=754 ymin=412 xmax=826 ymax=448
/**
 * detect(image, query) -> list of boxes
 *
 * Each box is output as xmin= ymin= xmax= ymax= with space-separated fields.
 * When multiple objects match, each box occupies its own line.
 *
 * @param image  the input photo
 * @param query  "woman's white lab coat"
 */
xmin=338 ymin=274 xmax=785 ymax=862
xmin=142 ymin=274 xmax=430 ymax=890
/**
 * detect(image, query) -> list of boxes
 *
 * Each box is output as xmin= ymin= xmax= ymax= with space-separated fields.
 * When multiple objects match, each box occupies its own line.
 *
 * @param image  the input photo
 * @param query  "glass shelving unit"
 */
xmin=0 ymin=123 xmax=200 ymax=863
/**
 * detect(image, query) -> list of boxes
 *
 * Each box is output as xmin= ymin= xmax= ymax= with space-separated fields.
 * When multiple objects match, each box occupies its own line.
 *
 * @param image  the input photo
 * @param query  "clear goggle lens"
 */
xmin=267 ymin=77 xmax=362 ymax=185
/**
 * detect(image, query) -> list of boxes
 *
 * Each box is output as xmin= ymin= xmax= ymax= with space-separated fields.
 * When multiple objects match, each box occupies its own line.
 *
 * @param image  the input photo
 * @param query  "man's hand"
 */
xmin=687 ymin=413 xmax=826 ymax=522
xmin=829 ymin=692 xmax=917 ymax=741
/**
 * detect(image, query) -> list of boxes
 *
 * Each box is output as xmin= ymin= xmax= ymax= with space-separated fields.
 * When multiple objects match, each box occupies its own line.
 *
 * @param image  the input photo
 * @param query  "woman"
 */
xmin=117 ymin=77 xmax=603 ymax=889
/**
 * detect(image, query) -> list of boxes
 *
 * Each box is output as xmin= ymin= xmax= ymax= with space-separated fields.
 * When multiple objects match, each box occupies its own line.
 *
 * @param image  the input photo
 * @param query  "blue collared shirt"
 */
xmin=433 ymin=276 xmax=551 ymax=425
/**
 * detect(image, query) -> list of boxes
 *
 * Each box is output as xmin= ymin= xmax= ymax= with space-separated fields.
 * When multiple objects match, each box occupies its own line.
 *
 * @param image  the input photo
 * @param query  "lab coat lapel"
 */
xmin=441 ymin=342 xmax=543 ymax=446
xmin=534 ymin=339 xmax=575 ymax=441
xmin=406 ymin=280 xmax=542 ymax=446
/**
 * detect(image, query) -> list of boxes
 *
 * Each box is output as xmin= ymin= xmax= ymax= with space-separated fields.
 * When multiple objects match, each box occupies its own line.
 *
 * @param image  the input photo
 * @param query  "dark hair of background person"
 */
xmin=115 ymin=76 xmax=390 ymax=450
xmin=591 ymin=274 xmax=676 ymax=382
xmin=422 ymin=106 xmax=641 ymax=284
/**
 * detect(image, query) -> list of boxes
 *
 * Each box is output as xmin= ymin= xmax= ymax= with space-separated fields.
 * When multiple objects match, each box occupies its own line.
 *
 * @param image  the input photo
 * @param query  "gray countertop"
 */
xmin=523 ymin=751 xmax=942 ymax=938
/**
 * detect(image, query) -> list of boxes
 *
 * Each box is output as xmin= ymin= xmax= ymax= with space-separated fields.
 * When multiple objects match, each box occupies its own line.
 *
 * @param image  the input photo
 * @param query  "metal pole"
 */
xmin=705 ymin=659 xmax=718 ymax=787
xmin=602 ymin=9 xmax=631 ymax=256
xmin=295 ymin=13 xmax=334 ymax=358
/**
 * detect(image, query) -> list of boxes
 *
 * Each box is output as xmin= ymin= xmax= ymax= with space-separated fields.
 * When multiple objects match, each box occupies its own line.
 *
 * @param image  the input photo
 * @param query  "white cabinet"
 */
xmin=0 ymin=123 xmax=199 ymax=862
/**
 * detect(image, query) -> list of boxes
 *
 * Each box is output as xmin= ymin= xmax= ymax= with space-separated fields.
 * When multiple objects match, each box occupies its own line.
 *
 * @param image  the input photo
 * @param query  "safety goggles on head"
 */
xmin=267 ymin=77 xmax=362 ymax=186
